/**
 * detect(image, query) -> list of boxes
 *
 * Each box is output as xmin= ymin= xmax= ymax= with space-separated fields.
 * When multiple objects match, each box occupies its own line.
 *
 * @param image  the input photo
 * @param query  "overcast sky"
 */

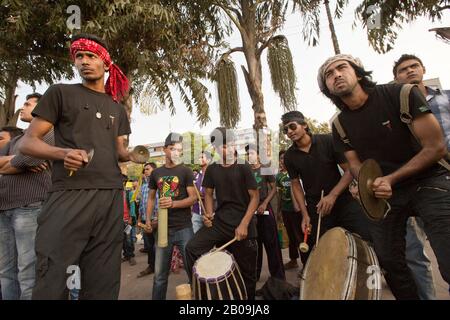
xmin=15 ymin=1 xmax=450 ymax=146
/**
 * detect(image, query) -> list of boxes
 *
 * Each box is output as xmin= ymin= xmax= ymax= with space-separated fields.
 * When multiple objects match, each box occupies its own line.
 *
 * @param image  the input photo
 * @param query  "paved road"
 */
xmin=119 ymin=236 xmax=449 ymax=300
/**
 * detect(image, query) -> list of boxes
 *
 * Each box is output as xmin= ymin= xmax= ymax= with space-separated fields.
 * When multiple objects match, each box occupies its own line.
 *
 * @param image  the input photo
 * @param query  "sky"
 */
xmin=14 ymin=1 xmax=450 ymax=147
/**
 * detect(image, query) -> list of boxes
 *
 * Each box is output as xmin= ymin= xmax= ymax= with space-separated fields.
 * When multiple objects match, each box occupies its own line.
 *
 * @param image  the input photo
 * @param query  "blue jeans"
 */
xmin=152 ymin=227 xmax=193 ymax=300
xmin=191 ymin=213 xmax=203 ymax=234
xmin=0 ymin=204 xmax=40 ymax=300
xmin=405 ymin=217 xmax=436 ymax=300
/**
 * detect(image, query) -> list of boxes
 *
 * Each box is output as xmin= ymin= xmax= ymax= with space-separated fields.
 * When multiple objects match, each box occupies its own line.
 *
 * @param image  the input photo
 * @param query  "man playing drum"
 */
xmin=281 ymin=111 xmax=371 ymax=265
xmin=185 ymin=127 xmax=259 ymax=299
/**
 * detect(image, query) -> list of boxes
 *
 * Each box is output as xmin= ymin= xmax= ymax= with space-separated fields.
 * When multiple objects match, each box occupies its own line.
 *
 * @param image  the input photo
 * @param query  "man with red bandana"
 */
xmin=19 ymin=34 xmax=139 ymax=299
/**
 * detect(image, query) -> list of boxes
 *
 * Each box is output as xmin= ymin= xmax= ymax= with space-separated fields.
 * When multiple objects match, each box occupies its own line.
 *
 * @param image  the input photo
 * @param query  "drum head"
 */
xmin=194 ymin=251 xmax=233 ymax=281
xmin=300 ymin=227 xmax=357 ymax=300
xmin=358 ymin=159 xmax=386 ymax=221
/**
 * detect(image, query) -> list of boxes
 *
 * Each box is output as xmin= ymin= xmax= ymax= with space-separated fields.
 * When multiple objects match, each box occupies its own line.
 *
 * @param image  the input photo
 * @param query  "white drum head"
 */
xmin=195 ymin=251 xmax=233 ymax=280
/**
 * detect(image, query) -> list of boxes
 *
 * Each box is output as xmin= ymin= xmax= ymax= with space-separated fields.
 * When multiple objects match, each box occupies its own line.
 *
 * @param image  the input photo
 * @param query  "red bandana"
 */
xmin=70 ymin=38 xmax=129 ymax=102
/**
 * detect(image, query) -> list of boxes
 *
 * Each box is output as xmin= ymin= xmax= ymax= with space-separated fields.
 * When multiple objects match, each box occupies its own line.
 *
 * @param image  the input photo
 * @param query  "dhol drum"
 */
xmin=299 ymin=227 xmax=381 ymax=300
xmin=192 ymin=250 xmax=247 ymax=300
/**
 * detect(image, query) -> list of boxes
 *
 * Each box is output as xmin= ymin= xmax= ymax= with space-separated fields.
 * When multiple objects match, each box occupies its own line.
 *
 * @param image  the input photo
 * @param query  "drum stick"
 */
xmin=193 ymin=183 xmax=212 ymax=228
xmin=316 ymin=190 xmax=324 ymax=247
xmin=213 ymin=237 xmax=237 ymax=253
xmin=193 ymin=183 xmax=207 ymax=216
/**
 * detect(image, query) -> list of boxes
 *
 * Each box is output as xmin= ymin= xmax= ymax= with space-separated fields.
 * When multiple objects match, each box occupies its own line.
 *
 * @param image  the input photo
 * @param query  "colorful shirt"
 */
xmin=276 ymin=171 xmax=294 ymax=212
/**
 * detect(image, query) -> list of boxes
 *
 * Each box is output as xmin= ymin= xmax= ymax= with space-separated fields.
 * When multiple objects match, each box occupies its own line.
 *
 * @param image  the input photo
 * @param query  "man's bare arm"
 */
xmin=19 ymin=118 xmax=67 ymax=161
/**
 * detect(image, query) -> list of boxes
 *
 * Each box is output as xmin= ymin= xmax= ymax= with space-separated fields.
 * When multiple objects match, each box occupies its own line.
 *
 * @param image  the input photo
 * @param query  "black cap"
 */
xmin=164 ymin=132 xmax=183 ymax=147
xmin=210 ymin=127 xmax=236 ymax=147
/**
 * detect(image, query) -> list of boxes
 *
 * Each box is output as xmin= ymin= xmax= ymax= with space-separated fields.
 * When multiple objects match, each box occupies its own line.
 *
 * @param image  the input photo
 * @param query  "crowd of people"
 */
xmin=0 ymin=33 xmax=449 ymax=300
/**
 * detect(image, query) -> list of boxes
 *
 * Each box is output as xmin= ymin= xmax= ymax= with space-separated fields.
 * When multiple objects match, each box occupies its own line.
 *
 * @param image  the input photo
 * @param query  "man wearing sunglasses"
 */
xmin=281 ymin=111 xmax=370 ymax=265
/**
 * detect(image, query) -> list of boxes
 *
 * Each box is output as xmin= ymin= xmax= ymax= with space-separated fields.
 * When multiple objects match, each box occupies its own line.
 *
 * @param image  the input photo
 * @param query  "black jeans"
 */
xmin=281 ymin=210 xmax=302 ymax=261
xmin=185 ymin=221 xmax=258 ymax=300
xmin=368 ymin=183 xmax=419 ymax=300
xmin=411 ymin=173 xmax=450 ymax=287
xmin=256 ymin=205 xmax=285 ymax=281
xmin=122 ymin=223 xmax=135 ymax=259
xmin=142 ymin=231 xmax=156 ymax=270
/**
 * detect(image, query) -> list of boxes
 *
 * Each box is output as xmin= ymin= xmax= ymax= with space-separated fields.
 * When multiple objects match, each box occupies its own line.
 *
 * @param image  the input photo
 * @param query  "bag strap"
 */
xmin=332 ymin=112 xmax=352 ymax=148
xmin=399 ymin=84 xmax=450 ymax=171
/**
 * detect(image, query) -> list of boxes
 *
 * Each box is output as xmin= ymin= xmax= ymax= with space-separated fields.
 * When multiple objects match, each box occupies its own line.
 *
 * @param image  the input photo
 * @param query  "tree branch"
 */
xmin=218 ymin=47 xmax=244 ymax=63
xmin=437 ymin=5 xmax=450 ymax=11
xmin=257 ymin=36 xmax=277 ymax=57
xmin=215 ymin=3 xmax=246 ymax=36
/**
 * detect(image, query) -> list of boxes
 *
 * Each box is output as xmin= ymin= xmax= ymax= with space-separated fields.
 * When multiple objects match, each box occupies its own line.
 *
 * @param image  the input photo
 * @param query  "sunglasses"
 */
xmin=282 ymin=123 xmax=298 ymax=134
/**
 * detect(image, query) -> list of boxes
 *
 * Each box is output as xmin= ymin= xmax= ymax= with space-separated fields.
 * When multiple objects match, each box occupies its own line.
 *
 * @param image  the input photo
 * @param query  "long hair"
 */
xmin=321 ymin=61 xmax=377 ymax=110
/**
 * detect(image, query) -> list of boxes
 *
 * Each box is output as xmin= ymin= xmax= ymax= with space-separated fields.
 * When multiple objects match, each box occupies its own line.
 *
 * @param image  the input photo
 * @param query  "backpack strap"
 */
xmin=331 ymin=112 xmax=353 ymax=148
xmin=399 ymin=84 xmax=450 ymax=171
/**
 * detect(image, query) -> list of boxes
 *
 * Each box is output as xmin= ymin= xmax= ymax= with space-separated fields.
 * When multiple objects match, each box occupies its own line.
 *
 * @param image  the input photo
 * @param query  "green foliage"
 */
xmin=267 ymin=35 xmax=297 ymax=111
xmin=215 ymin=57 xmax=240 ymax=128
xmin=0 ymin=0 xmax=229 ymax=126
xmin=355 ymin=0 xmax=449 ymax=53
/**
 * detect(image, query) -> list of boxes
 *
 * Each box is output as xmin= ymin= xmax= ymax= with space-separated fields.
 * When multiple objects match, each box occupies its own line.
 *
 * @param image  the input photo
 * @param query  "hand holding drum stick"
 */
xmin=193 ymin=183 xmax=213 ymax=228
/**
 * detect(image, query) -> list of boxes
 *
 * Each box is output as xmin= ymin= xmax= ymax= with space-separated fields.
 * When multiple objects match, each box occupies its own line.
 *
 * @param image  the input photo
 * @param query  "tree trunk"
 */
xmin=324 ymin=0 xmax=341 ymax=55
xmin=0 ymin=71 xmax=19 ymax=127
xmin=240 ymin=0 xmax=267 ymax=131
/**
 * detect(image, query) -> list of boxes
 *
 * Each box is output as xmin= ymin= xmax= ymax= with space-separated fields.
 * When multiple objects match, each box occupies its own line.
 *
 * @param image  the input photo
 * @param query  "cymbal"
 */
xmin=131 ymin=145 xmax=149 ymax=164
xmin=358 ymin=159 xmax=386 ymax=221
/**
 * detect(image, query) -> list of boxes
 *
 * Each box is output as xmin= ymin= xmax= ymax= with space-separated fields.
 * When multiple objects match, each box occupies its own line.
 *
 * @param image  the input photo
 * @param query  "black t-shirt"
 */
xmin=251 ymin=166 xmax=275 ymax=203
xmin=332 ymin=84 xmax=442 ymax=184
xmin=202 ymin=162 xmax=258 ymax=238
xmin=284 ymin=134 xmax=349 ymax=202
xmin=32 ymin=84 xmax=131 ymax=191
xmin=149 ymin=164 xmax=194 ymax=231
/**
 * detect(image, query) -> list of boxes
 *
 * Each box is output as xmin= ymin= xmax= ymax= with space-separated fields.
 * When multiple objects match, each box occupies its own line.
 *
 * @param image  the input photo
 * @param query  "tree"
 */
xmin=213 ymin=0 xmax=298 ymax=130
xmin=355 ymin=0 xmax=450 ymax=53
xmin=293 ymin=0 xmax=349 ymax=55
xmin=1 ymin=1 xmax=229 ymax=128
xmin=84 ymin=1 xmax=229 ymax=125
xmin=0 ymin=0 xmax=74 ymax=127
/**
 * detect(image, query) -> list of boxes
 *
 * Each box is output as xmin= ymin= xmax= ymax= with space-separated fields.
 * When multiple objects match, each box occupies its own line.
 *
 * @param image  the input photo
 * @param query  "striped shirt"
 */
xmin=0 ymin=130 xmax=54 ymax=211
xmin=138 ymin=177 xmax=158 ymax=222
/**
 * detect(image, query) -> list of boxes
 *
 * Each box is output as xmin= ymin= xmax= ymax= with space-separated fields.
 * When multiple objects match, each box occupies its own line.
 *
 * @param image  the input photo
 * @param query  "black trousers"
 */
xmin=300 ymin=195 xmax=371 ymax=265
xmin=185 ymin=220 xmax=258 ymax=300
xmin=281 ymin=210 xmax=302 ymax=261
xmin=142 ymin=231 xmax=156 ymax=270
xmin=411 ymin=173 xmax=450 ymax=288
xmin=32 ymin=189 xmax=123 ymax=300
xmin=256 ymin=205 xmax=285 ymax=281
xmin=371 ymin=172 xmax=450 ymax=300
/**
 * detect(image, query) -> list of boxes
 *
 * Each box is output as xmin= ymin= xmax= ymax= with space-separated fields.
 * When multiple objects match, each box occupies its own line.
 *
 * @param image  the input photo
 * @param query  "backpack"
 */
xmin=332 ymin=84 xmax=450 ymax=171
